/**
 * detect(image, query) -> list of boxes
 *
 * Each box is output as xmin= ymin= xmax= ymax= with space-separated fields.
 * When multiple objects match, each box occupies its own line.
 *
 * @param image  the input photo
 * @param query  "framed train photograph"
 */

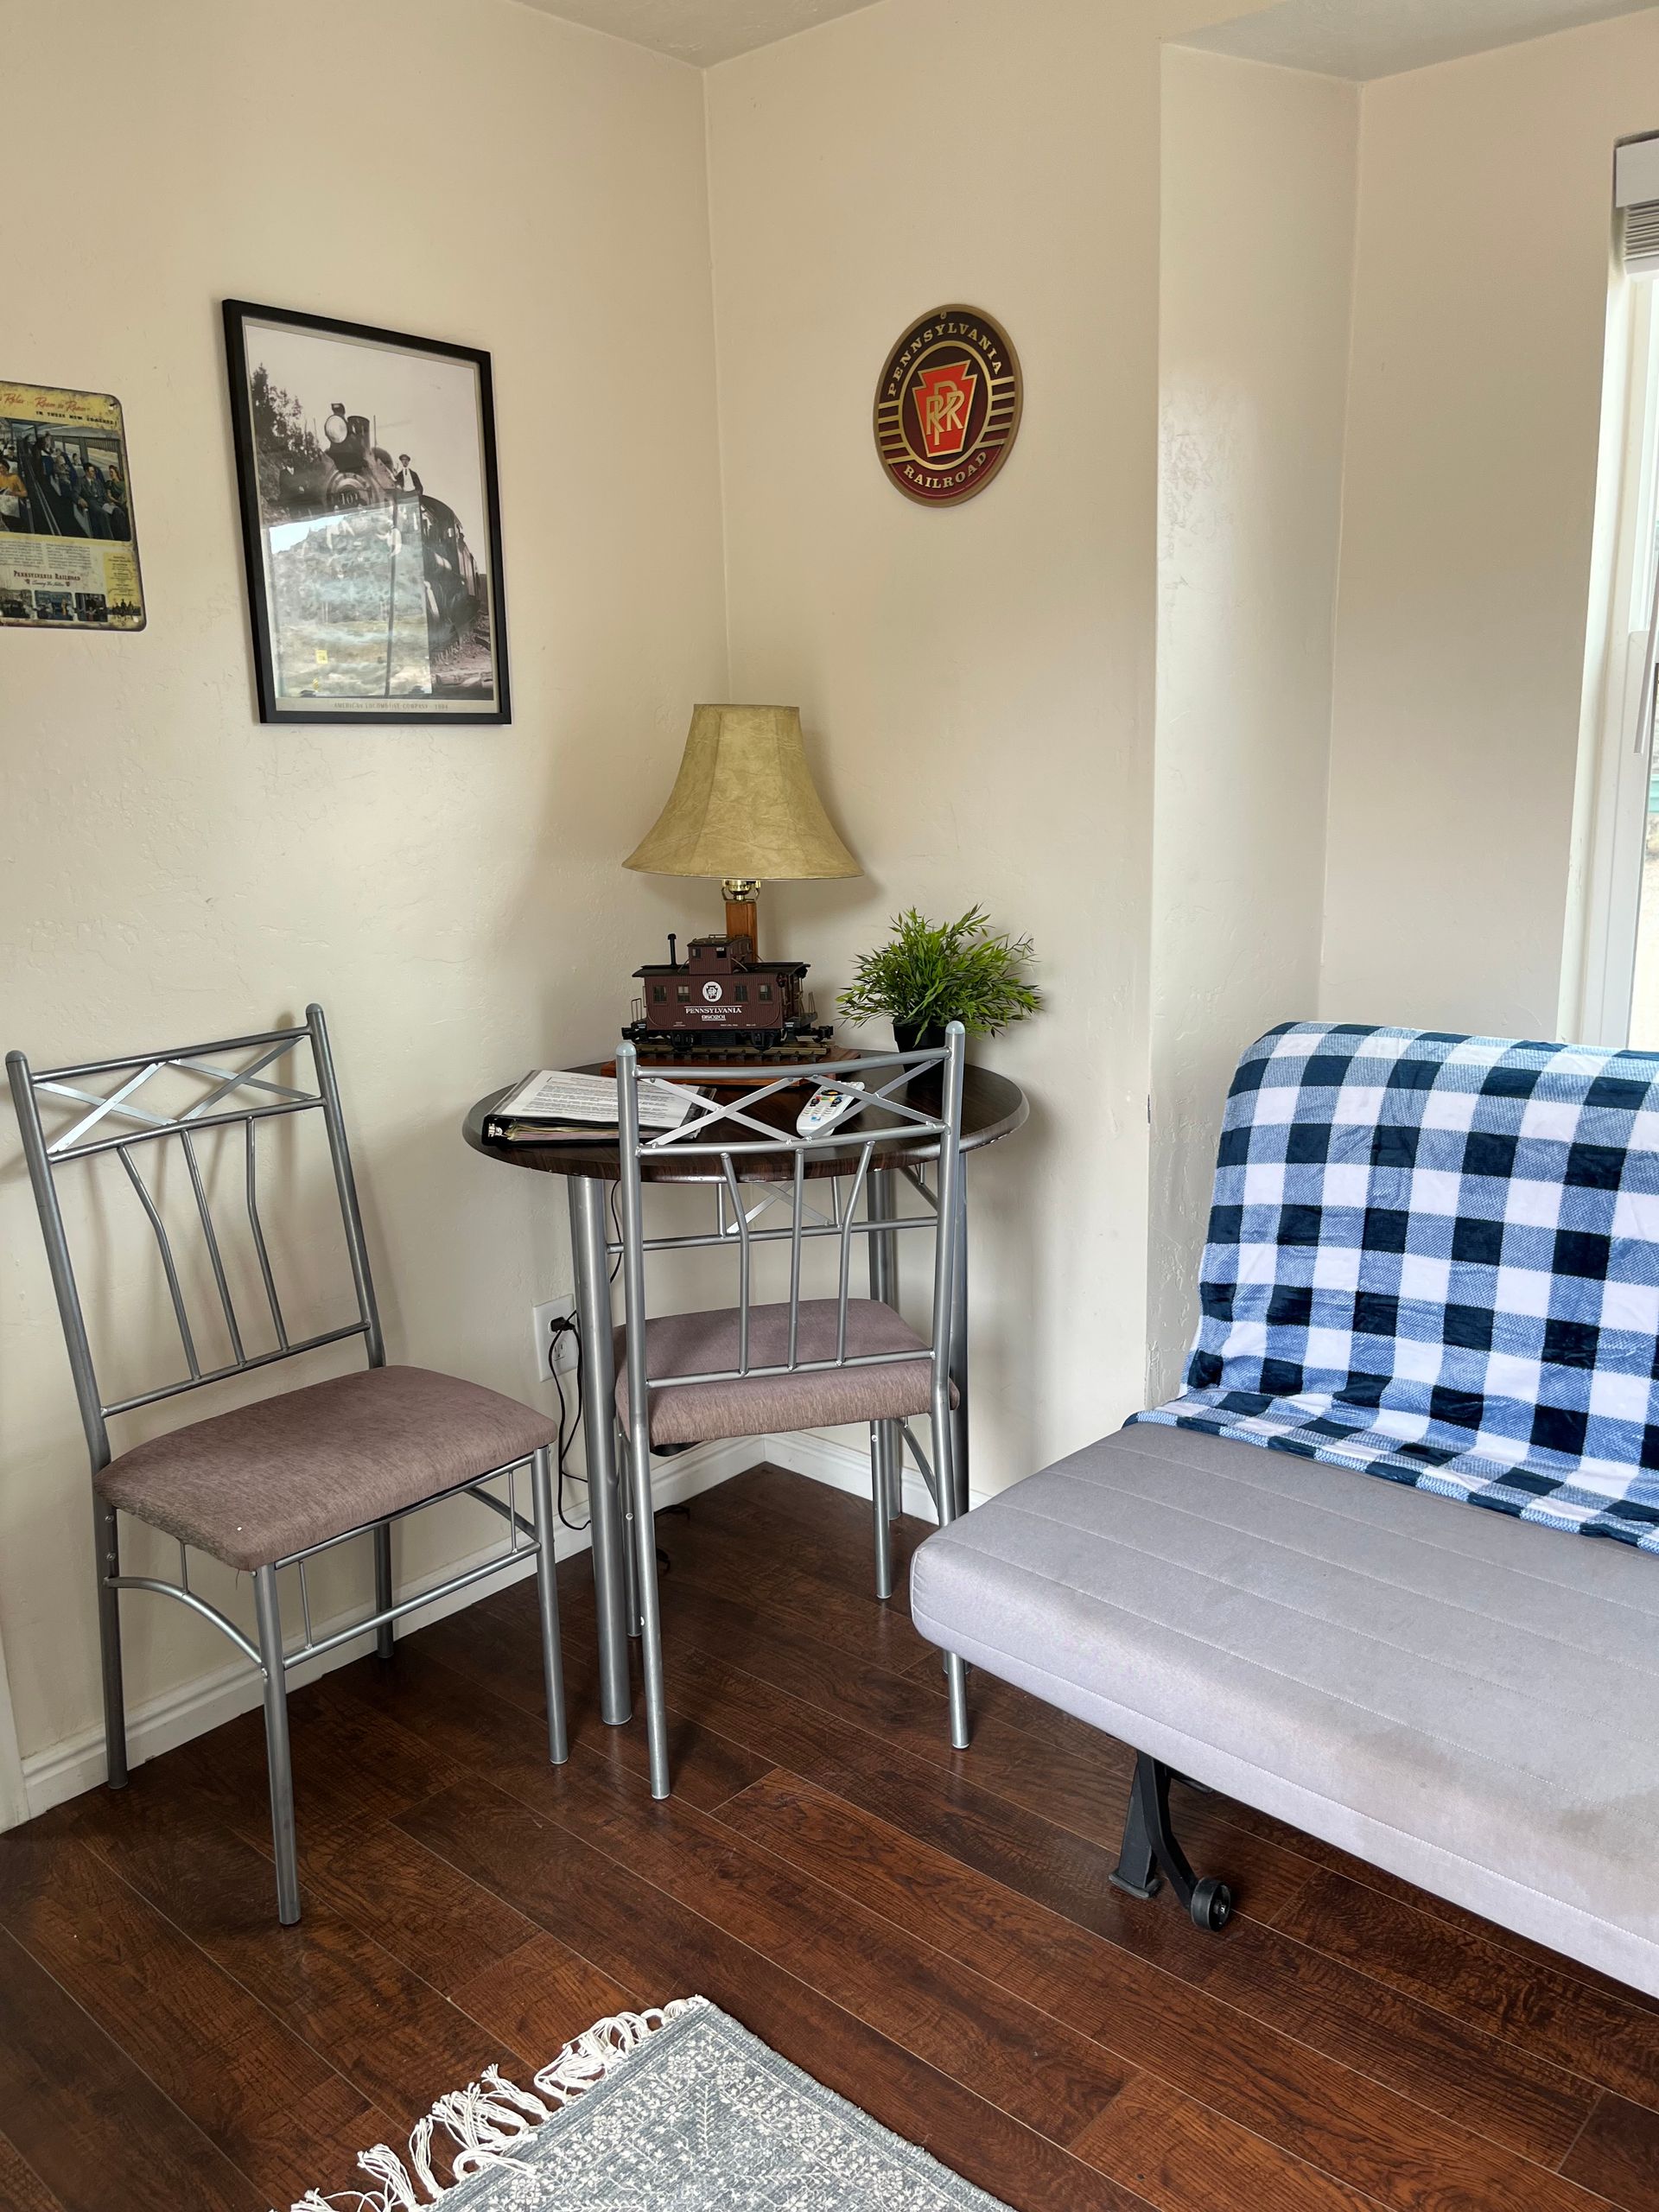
xmin=222 ymin=301 xmax=510 ymax=724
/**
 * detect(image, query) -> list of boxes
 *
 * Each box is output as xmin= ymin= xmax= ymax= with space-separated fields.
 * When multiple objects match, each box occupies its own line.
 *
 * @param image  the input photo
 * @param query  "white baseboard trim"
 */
xmin=16 ymin=1427 xmax=979 ymax=1823
xmin=18 ymin=1435 xmax=756 ymax=1822
xmin=763 ymin=1427 xmax=990 ymax=1521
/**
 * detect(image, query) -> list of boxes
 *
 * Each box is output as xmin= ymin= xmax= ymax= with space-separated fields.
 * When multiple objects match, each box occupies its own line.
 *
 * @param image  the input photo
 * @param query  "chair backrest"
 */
xmin=613 ymin=1027 xmax=967 ymax=1419
xmin=7 ymin=1001 xmax=382 ymax=1474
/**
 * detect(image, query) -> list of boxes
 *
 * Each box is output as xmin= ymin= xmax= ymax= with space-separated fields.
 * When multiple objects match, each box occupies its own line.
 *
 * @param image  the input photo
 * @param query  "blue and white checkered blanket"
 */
xmin=1132 ymin=1021 xmax=1659 ymax=1549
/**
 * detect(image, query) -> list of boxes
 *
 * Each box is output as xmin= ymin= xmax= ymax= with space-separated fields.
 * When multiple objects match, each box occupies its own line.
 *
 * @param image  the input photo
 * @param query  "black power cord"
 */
xmin=544 ymin=1313 xmax=589 ymax=1531
xmin=543 ymin=1305 xmax=680 ymax=1567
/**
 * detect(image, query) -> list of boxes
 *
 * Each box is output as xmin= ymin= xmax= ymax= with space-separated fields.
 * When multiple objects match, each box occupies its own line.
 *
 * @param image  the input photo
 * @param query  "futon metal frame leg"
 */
xmin=1109 ymin=1753 xmax=1234 ymax=1932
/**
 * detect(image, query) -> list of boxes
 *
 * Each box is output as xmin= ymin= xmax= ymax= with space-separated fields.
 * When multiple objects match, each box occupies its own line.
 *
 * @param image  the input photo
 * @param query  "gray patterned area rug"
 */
xmin=290 ymin=1997 xmax=1014 ymax=2210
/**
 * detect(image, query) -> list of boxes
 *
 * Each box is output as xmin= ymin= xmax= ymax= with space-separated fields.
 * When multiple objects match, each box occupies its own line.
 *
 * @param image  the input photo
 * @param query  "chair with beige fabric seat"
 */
xmin=613 ymin=1295 xmax=946 ymax=1446
xmin=611 ymin=1026 xmax=967 ymax=1801
xmin=8 ymin=1005 xmax=568 ymax=1927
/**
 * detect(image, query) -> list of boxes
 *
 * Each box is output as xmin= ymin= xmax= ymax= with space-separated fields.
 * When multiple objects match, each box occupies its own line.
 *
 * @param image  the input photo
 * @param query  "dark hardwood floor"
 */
xmin=3 ymin=1463 xmax=1659 ymax=2211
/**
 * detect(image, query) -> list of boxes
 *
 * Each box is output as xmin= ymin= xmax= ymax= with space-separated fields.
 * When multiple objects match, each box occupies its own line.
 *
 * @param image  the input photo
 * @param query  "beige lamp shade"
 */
xmin=623 ymin=705 xmax=861 ymax=881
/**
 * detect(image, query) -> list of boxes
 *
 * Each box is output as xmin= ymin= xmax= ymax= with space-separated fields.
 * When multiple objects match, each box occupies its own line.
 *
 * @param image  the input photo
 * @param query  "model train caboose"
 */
xmin=623 ymin=933 xmax=834 ymax=1059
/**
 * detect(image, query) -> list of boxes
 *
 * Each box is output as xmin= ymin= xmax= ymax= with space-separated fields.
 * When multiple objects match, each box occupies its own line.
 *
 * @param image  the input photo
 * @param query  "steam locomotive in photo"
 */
xmin=317 ymin=413 xmax=483 ymax=654
xmin=412 ymin=496 xmax=482 ymax=655
xmin=623 ymin=933 xmax=835 ymax=1059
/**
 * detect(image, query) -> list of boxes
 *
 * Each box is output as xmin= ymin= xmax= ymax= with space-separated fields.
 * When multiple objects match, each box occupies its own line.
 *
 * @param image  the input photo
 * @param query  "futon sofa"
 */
xmin=912 ymin=1021 xmax=1659 ymax=1994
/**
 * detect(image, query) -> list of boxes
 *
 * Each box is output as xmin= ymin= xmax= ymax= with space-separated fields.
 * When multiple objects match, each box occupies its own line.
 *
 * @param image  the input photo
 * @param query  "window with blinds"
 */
xmin=1573 ymin=137 xmax=1659 ymax=1043
xmin=1618 ymin=132 xmax=1659 ymax=279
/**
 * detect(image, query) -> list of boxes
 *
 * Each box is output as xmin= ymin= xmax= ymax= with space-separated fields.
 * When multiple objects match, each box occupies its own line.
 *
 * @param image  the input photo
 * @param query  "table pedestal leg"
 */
xmin=568 ymin=1177 xmax=631 ymax=1725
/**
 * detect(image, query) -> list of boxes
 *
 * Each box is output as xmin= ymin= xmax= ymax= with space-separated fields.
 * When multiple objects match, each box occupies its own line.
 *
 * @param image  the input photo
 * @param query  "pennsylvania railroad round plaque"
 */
xmin=873 ymin=305 xmax=1022 ymax=506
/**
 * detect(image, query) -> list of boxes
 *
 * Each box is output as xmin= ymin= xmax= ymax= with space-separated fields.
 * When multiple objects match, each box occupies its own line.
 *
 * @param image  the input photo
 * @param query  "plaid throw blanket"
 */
xmin=1132 ymin=1022 xmax=1659 ymax=1549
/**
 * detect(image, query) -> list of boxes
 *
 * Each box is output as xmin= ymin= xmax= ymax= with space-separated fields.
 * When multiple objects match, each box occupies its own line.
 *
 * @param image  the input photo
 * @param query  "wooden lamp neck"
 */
xmin=721 ymin=877 xmax=761 ymax=957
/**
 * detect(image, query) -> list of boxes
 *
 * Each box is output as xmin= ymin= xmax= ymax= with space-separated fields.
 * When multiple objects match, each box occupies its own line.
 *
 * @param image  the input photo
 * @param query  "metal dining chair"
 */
xmin=612 ymin=1023 xmax=969 ymax=1800
xmin=7 ymin=1003 xmax=568 ymax=1926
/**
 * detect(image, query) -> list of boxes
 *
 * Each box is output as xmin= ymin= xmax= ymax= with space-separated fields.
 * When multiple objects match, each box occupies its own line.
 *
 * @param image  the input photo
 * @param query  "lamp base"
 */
xmin=721 ymin=876 xmax=761 ymax=957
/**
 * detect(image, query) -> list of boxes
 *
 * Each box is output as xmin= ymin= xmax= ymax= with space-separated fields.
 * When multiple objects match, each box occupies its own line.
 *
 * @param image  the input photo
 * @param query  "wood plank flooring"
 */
xmin=3 ymin=1463 xmax=1658 ymax=2211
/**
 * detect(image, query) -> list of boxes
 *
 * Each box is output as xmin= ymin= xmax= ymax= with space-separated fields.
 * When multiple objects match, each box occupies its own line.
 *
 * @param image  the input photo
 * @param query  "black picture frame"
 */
xmin=223 ymin=299 xmax=511 ymax=725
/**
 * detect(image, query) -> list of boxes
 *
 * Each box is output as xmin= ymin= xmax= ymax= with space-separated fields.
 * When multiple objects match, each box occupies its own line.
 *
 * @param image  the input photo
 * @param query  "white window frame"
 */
xmin=1574 ymin=279 xmax=1659 ymax=1046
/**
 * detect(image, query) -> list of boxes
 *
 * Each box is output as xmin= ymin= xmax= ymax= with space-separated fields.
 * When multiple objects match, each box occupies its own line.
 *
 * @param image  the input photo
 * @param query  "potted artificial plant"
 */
xmin=837 ymin=906 xmax=1041 ymax=1052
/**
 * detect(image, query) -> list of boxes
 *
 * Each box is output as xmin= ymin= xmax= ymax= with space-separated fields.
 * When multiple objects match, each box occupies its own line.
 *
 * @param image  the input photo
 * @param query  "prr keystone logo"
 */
xmin=873 ymin=306 xmax=1021 ymax=506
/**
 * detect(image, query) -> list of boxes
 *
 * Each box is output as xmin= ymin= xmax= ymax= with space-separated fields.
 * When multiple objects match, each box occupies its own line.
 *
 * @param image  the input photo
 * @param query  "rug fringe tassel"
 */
xmin=284 ymin=2000 xmax=699 ymax=2211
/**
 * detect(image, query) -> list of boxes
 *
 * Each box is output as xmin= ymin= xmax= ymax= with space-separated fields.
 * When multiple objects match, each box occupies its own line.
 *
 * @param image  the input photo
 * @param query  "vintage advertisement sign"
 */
xmin=873 ymin=306 xmax=1021 ymax=506
xmin=0 ymin=384 xmax=144 ymax=629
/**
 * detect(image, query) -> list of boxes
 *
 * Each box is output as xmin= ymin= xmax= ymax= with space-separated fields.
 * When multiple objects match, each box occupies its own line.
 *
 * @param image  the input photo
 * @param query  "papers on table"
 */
xmin=484 ymin=1068 xmax=702 ymax=1141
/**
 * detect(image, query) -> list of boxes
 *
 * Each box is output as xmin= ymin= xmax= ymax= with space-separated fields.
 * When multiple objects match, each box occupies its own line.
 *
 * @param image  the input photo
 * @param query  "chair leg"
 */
xmin=372 ymin=1521 xmax=395 ymax=1662
xmin=253 ymin=1566 xmax=301 ymax=1926
xmin=931 ymin=1386 xmax=970 ymax=1751
xmin=616 ymin=1423 xmax=643 ymax=1638
xmin=869 ymin=1421 xmax=896 ymax=1601
xmin=93 ymin=1497 xmax=128 ymax=1790
xmin=529 ymin=1446 xmax=569 ymax=1765
xmin=625 ymin=1425 xmax=671 ymax=1799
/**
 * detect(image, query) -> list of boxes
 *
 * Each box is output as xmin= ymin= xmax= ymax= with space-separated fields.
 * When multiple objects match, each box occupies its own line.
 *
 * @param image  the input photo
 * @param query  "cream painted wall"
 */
xmin=10 ymin=0 xmax=1630 ymax=1803
xmin=0 ymin=0 xmax=728 ymax=1772
xmin=1320 ymin=9 xmax=1659 ymax=1036
xmin=703 ymin=0 xmax=1169 ymax=1491
xmin=1148 ymin=48 xmax=1358 ymax=1399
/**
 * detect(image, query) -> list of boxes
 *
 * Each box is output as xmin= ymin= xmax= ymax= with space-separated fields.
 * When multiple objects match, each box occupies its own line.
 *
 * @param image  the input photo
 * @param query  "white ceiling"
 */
xmin=1182 ymin=0 xmax=1659 ymax=80
xmin=514 ymin=0 xmax=881 ymax=67
xmin=518 ymin=0 xmax=1659 ymax=75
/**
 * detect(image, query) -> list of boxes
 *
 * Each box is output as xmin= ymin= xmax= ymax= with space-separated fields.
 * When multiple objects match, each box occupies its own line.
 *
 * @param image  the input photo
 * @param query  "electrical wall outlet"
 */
xmin=532 ymin=1294 xmax=579 ymax=1380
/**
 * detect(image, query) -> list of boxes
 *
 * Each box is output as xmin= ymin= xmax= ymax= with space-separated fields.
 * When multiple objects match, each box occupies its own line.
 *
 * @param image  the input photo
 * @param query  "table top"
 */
xmin=462 ymin=1057 xmax=1028 ymax=1184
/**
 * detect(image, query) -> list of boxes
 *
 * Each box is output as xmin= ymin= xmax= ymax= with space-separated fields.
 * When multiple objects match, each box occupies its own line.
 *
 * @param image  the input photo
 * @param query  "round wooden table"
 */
xmin=462 ymin=1056 xmax=1028 ymax=1726
xmin=462 ymin=1059 xmax=1027 ymax=1180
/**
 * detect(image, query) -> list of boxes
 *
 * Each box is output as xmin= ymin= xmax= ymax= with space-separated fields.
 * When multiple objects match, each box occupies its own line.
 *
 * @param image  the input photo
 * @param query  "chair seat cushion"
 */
xmin=98 ymin=1364 xmax=557 ymax=1571
xmin=910 ymin=1417 xmax=1659 ymax=1998
xmin=614 ymin=1298 xmax=943 ymax=1446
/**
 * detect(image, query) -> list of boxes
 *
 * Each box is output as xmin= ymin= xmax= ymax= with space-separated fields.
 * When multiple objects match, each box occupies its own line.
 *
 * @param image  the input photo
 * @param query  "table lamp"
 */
xmin=623 ymin=703 xmax=861 ymax=955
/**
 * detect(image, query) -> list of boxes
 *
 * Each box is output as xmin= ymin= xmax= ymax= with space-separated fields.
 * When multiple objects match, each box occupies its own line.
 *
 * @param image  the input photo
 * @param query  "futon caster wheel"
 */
xmin=1189 ymin=1878 xmax=1233 ymax=1931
